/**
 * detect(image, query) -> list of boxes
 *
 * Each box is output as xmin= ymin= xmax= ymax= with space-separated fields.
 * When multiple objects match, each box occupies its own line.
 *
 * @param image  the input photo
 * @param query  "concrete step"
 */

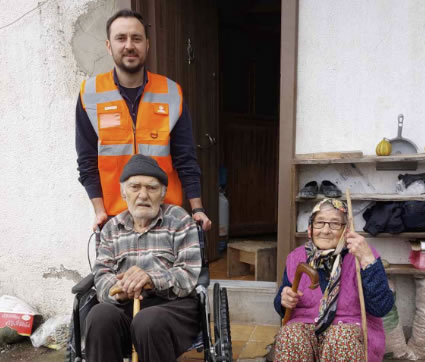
xmin=208 ymin=280 xmax=281 ymax=326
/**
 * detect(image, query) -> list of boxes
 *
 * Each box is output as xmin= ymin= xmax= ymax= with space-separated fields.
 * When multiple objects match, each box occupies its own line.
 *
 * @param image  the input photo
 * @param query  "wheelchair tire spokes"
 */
xmin=213 ymin=283 xmax=222 ymax=358
xmin=213 ymin=283 xmax=233 ymax=362
xmin=219 ymin=288 xmax=232 ymax=361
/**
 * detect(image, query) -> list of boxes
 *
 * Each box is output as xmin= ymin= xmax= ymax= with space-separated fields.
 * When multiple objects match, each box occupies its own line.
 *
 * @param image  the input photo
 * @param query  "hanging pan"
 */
xmin=377 ymin=114 xmax=418 ymax=170
xmin=389 ymin=114 xmax=418 ymax=155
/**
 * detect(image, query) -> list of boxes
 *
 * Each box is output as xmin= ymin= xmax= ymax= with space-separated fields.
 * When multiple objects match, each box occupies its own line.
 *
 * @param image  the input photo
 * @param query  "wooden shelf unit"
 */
xmin=385 ymin=264 xmax=425 ymax=276
xmin=291 ymin=153 xmax=425 ymax=275
xmin=295 ymin=231 xmax=425 ymax=239
xmin=296 ymin=193 xmax=425 ymax=202
xmin=293 ymin=153 xmax=425 ymax=165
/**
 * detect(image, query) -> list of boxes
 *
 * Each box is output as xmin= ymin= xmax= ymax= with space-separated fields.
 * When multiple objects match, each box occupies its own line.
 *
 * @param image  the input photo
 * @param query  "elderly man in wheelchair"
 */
xmin=83 ymin=154 xmax=202 ymax=361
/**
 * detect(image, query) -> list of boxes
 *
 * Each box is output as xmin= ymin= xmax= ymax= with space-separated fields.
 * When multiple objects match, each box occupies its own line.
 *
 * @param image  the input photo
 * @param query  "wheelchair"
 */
xmin=65 ymin=222 xmax=233 ymax=362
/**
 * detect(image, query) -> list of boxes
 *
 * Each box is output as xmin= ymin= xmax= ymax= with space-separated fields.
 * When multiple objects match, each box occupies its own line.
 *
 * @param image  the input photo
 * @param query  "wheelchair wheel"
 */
xmin=213 ymin=283 xmax=233 ymax=361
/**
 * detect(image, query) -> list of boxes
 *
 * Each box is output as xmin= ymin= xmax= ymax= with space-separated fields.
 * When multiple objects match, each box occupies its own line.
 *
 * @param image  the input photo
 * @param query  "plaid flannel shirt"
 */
xmin=93 ymin=204 xmax=201 ymax=304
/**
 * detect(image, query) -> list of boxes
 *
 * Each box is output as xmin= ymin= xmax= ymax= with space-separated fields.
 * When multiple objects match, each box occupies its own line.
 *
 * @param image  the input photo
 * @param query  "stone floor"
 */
xmin=180 ymin=323 xmax=279 ymax=361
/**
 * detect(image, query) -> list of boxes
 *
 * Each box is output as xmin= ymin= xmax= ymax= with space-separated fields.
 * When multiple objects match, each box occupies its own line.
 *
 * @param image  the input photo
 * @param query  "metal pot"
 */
xmin=389 ymin=114 xmax=418 ymax=155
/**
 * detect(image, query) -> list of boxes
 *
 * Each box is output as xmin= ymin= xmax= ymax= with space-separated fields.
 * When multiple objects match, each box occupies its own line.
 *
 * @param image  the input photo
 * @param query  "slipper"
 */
xmin=298 ymin=181 xmax=318 ymax=199
xmin=320 ymin=180 xmax=342 ymax=198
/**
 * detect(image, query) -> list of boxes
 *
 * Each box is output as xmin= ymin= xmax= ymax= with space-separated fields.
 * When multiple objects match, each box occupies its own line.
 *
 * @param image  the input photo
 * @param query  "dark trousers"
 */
xmin=85 ymin=296 xmax=200 ymax=362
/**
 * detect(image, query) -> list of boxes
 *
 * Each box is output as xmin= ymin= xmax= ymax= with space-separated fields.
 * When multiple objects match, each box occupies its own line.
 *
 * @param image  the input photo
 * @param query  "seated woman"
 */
xmin=273 ymin=198 xmax=394 ymax=362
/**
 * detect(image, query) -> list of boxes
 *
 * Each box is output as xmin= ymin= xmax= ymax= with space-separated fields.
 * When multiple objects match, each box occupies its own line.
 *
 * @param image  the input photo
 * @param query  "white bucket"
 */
xmin=219 ymin=191 xmax=229 ymax=252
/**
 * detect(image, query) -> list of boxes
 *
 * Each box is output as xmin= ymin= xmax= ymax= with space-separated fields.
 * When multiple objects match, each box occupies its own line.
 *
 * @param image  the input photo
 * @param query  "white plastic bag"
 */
xmin=0 ymin=295 xmax=40 ymax=345
xmin=383 ymin=280 xmax=418 ymax=360
xmin=396 ymin=180 xmax=425 ymax=195
xmin=30 ymin=315 xmax=70 ymax=350
xmin=408 ymin=277 xmax=425 ymax=358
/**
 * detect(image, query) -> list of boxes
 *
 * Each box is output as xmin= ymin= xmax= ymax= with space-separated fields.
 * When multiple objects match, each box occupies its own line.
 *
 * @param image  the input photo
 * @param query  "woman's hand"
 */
xmin=346 ymin=230 xmax=375 ymax=269
xmin=281 ymin=286 xmax=303 ymax=309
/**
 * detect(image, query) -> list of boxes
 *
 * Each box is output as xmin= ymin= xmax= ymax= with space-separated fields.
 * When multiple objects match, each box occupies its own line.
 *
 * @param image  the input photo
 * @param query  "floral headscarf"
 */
xmin=305 ymin=198 xmax=348 ymax=336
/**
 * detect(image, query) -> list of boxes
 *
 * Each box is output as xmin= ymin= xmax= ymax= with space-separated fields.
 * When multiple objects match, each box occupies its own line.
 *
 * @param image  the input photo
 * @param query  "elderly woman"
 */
xmin=273 ymin=198 xmax=394 ymax=362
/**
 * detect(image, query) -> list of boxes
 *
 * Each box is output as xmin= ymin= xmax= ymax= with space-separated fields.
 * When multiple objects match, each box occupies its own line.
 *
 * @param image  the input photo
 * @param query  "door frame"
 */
xmin=128 ymin=0 xmax=299 ymax=281
xmin=277 ymin=0 xmax=299 ymax=280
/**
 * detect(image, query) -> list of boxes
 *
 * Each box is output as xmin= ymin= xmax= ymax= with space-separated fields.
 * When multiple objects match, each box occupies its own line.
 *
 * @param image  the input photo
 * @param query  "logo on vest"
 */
xmin=150 ymin=131 xmax=158 ymax=139
xmin=104 ymin=105 xmax=118 ymax=111
xmin=154 ymin=104 xmax=168 ymax=115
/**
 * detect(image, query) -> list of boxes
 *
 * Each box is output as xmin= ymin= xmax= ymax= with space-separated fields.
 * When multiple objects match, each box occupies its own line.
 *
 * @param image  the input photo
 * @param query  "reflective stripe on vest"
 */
xmin=81 ymin=71 xmax=184 ymax=214
xmin=83 ymin=77 xmax=181 ymax=147
xmin=99 ymin=144 xmax=133 ymax=156
xmin=138 ymin=144 xmax=170 ymax=157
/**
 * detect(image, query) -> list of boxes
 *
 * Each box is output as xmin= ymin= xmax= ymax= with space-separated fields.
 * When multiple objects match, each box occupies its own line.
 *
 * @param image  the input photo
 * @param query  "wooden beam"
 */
xmin=277 ymin=0 xmax=299 ymax=281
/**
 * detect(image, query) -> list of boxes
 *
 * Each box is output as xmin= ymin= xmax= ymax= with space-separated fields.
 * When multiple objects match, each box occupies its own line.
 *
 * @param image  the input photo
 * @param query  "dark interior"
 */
xmin=218 ymin=0 xmax=281 ymax=237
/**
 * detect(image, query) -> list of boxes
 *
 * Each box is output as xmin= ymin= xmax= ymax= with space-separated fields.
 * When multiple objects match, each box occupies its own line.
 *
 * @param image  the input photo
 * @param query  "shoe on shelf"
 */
xmin=298 ymin=181 xmax=319 ymax=199
xmin=319 ymin=180 xmax=342 ymax=198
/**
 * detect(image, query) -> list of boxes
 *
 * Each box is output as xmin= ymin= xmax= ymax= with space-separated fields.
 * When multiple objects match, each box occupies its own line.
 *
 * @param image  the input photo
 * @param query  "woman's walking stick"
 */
xmin=346 ymin=189 xmax=368 ymax=361
xmin=282 ymin=263 xmax=319 ymax=325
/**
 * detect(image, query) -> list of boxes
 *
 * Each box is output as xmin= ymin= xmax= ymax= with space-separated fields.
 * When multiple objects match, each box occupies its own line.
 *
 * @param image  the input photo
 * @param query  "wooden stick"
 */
xmin=282 ymin=263 xmax=319 ymax=326
xmin=346 ymin=189 xmax=368 ymax=361
xmin=109 ymin=287 xmax=144 ymax=362
xmin=132 ymin=298 xmax=140 ymax=362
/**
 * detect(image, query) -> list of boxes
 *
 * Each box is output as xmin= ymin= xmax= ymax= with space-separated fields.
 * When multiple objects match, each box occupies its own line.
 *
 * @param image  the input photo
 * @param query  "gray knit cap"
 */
xmin=120 ymin=154 xmax=168 ymax=186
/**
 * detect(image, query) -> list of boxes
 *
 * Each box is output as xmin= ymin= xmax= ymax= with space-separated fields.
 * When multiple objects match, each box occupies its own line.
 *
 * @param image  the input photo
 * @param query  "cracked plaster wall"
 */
xmin=0 ymin=0 xmax=117 ymax=317
xmin=297 ymin=0 xmax=425 ymax=331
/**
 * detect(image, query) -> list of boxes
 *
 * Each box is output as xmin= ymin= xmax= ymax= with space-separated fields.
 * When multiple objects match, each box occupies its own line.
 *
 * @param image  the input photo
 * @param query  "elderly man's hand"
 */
xmin=193 ymin=212 xmax=212 ymax=231
xmin=110 ymin=281 xmax=129 ymax=301
xmin=117 ymin=266 xmax=153 ymax=300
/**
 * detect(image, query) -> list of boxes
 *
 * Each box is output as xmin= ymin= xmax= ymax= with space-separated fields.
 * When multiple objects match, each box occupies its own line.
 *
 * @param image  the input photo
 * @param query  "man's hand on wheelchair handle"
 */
xmin=90 ymin=197 xmax=108 ymax=231
xmin=192 ymin=211 xmax=212 ymax=231
xmin=115 ymin=266 xmax=153 ymax=300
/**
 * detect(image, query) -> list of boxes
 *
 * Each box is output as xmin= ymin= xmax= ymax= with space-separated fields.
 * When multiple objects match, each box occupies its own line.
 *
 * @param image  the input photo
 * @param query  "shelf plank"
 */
xmin=385 ymin=264 xmax=425 ymax=275
xmin=293 ymin=153 xmax=425 ymax=165
xmin=295 ymin=231 xmax=425 ymax=238
xmin=296 ymin=193 xmax=425 ymax=202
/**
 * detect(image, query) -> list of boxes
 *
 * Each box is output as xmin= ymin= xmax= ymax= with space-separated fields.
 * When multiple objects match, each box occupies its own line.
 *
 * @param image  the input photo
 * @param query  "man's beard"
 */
xmin=113 ymin=50 xmax=145 ymax=74
xmin=116 ymin=59 xmax=144 ymax=74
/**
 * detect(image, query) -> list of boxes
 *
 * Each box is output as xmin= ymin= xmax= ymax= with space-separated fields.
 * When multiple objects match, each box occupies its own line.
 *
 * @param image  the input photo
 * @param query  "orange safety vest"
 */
xmin=80 ymin=70 xmax=183 ymax=215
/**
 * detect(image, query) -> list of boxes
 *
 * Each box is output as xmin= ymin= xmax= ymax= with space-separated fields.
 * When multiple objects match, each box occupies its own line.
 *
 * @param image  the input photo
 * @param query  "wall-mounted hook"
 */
xmin=187 ymin=38 xmax=195 ymax=64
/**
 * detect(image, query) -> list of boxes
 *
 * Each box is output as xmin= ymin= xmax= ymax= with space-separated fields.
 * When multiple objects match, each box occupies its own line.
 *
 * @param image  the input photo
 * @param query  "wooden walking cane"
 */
xmin=346 ymin=189 xmax=368 ymax=361
xmin=282 ymin=263 xmax=319 ymax=325
xmin=110 ymin=283 xmax=152 ymax=362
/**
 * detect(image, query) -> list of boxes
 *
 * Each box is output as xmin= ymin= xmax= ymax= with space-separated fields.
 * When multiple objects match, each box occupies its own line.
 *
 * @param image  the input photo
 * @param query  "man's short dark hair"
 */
xmin=106 ymin=9 xmax=148 ymax=40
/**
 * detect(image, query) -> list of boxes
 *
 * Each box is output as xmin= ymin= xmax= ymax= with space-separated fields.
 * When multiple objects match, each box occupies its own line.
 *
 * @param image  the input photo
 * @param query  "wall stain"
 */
xmin=43 ymin=264 xmax=82 ymax=283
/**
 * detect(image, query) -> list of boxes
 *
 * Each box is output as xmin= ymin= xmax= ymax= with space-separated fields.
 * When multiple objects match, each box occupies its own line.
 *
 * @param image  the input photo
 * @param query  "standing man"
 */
xmin=76 ymin=9 xmax=211 ymax=230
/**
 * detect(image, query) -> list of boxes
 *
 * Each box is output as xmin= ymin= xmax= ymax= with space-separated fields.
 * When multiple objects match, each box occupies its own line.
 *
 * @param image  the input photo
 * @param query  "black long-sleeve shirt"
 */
xmin=75 ymin=69 xmax=201 ymax=200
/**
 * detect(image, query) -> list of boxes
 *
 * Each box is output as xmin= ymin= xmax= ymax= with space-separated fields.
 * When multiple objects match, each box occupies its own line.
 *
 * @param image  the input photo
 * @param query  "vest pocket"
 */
xmin=99 ymin=112 xmax=122 ymax=129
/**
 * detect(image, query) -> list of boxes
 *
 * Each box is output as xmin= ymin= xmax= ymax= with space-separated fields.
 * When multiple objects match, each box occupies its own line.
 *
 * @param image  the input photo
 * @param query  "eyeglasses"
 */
xmin=312 ymin=221 xmax=346 ymax=230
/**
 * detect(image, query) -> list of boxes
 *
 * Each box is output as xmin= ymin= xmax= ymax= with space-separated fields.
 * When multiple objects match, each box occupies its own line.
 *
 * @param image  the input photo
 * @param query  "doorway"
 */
xmin=134 ymin=0 xmax=287 ymax=282
xmin=211 ymin=0 xmax=281 ymax=281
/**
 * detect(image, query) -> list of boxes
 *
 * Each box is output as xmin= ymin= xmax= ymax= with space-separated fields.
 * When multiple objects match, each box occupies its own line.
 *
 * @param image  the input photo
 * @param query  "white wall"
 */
xmin=297 ymin=0 xmax=425 ymax=154
xmin=297 ymin=0 xmax=425 ymax=331
xmin=0 ymin=0 xmax=117 ymax=316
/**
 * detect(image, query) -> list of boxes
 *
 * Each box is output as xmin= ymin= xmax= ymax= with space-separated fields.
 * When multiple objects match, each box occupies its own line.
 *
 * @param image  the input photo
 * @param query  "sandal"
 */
xmin=319 ymin=180 xmax=342 ymax=198
xmin=298 ymin=181 xmax=318 ymax=199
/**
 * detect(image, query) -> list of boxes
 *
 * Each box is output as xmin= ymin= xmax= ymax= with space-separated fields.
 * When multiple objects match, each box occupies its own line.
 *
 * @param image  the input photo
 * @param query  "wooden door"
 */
xmin=135 ymin=0 xmax=220 ymax=261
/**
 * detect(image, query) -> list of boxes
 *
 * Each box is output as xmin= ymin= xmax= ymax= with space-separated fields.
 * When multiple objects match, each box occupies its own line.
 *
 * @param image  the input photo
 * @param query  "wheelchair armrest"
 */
xmin=197 ymin=267 xmax=210 ymax=288
xmin=72 ymin=273 xmax=94 ymax=295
